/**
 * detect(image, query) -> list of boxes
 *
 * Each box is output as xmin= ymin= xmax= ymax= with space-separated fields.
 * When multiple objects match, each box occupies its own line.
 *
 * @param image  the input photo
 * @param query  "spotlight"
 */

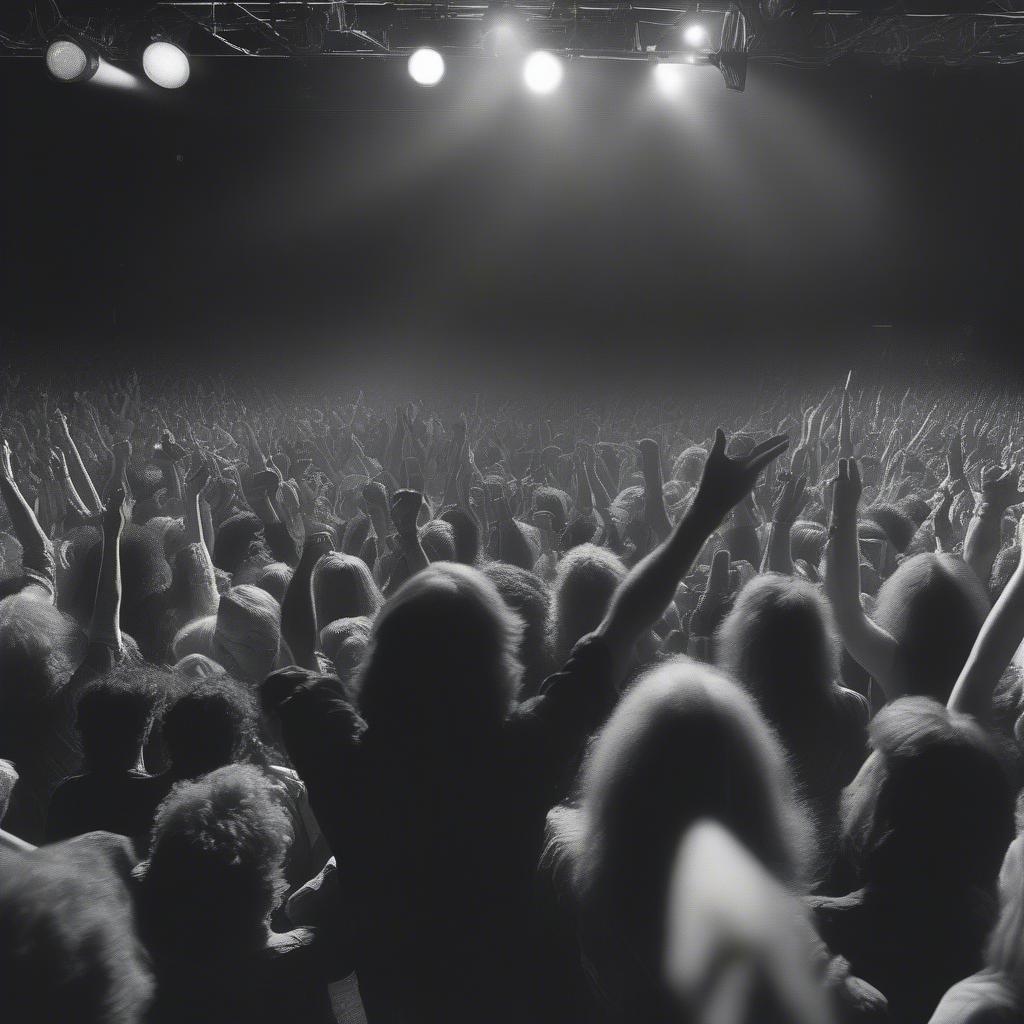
xmin=408 ymin=47 xmax=445 ymax=86
xmin=682 ymin=23 xmax=708 ymax=47
xmin=653 ymin=61 xmax=685 ymax=98
xmin=46 ymin=37 xmax=99 ymax=83
xmin=142 ymin=41 xmax=190 ymax=89
xmin=523 ymin=51 xmax=563 ymax=95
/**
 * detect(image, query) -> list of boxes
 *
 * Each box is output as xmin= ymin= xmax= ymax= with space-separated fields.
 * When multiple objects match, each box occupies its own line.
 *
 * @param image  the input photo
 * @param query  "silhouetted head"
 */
xmin=550 ymin=543 xmax=625 ymax=663
xmin=311 ymin=553 xmax=383 ymax=634
xmin=357 ymin=563 xmax=523 ymax=746
xmin=671 ymin=445 xmax=706 ymax=485
xmin=717 ymin=573 xmax=840 ymax=742
xmin=790 ymin=520 xmax=828 ymax=569
xmin=872 ymin=553 xmax=990 ymax=703
xmin=862 ymin=503 xmax=916 ymax=553
xmin=419 ymin=519 xmax=457 ymax=563
xmin=895 ymin=494 xmax=932 ymax=528
xmin=250 ymin=561 xmax=293 ymax=603
xmin=842 ymin=697 xmax=1014 ymax=894
xmin=170 ymin=613 xmax=217 ymax=663
xmin=533 ymin=487 xmax=570 ymax=534
xmin=438 ymin=506 xmax=481 ymax=565
xmin=566 ymin=660 xmax=810 ymax=962
xmin=560 ymin=513 xmax=599 ymax=553
xmin=341 ymin=512 xmax=372 ymax=557
xmin=213 ymin=585 xmax=281 ymax=684
xmin=138 ymin=764 xmax=291 ymax=962
xmin=76 ymin=671 xmax=159 ymax=774
xmin=483 ymin=561 xmax=552 ymax=698
xmin=162 ymin=676 xmax=260 ymax=779
xmin=212 ymin=512 xmax=264 ymax=576
xmin=319 ymin=615 xmax=373 ymax=693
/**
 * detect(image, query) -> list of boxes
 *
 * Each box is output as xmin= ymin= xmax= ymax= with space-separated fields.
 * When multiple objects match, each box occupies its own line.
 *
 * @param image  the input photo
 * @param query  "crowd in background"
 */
xmin=2 ymin=366 xmax=1024 ymax=1024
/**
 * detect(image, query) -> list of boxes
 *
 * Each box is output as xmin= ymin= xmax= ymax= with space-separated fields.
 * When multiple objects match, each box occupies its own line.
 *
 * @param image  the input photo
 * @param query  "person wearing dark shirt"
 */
xmin=47 ymin=670 xmax=170 ymax=847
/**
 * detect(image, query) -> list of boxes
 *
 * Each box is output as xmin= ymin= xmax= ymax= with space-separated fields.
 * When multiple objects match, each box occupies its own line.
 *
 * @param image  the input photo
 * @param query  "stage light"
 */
xmin=46 ymin=37 xmax=99 ymax=83
xmin=653 ymin=61 xmax=685 ymax=98
xmin=682 ymin=24 xmax=708 ymax=47
xmin=523 ymin=51 xmax=563 ymax=95
xmin=143 ymin=41 xmax=190 ymax=89
xmin=408 ymin=47 xmax=445 ymax=86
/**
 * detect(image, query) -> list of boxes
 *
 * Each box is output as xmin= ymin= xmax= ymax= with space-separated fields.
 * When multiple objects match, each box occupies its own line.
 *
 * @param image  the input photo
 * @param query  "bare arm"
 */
xmin=598 ymin=430 xmax=789 ymax=683
xmin=963 ymin=465 xmax=1023 ymax=585
xmin=89 ymin=487 xmax=128 ymax=653
xmin=823 ymin=458 xmax=901 ymax=700
xmin=55 ymin=409 xmax=102 ymax=513
xmin=0 ymin=439 xmax=55 ymax=593
xmin=760 ymin=474 xmax=807 ymax=576
xmin=948 ymin=513 xmax=1024 ymax=720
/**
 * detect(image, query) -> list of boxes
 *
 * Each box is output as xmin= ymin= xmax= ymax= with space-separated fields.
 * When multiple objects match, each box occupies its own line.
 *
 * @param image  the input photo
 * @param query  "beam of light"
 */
xmin=143 ymin=41 xmax=191 ymax=89
xmin=408 ymin=47 xmax=445 ymax=86
xmin=683 ymin=24 xmax=708 ymax=47
xmin=46 ymin=39 xmax=98 ymax=83
xmin=522 ymin=51 xmax=563 ymax=95
xmin=93 ymin=60 xmax=139 ymax=90
xmin=653 ymin=62 xmax=685 ymax=98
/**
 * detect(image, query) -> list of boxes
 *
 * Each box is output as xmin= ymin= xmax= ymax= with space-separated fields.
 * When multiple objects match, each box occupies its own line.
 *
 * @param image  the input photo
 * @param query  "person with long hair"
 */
xmin=810 ymin=698 xmax=1016 ymax=1024
xmin=263 ymin=430 xmax=790 ymax=1022
xmin=543 ymin=661 xmax=814 ymax=1023
xmin=716 ymin=573 xmax=869 ymax=835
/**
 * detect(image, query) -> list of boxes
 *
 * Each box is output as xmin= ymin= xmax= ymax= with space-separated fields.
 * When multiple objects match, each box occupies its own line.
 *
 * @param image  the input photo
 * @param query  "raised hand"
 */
xmin=102 ymin=485 xmax=131 ymax=534
xmin=831 ymin=458 xmax=862 ymax=527
xmin=771 ymin=472 xmax=808 ymax=525
xmin=390 ymin=488 xmax=424 ymax=539
xmin=185 ymin=458 xmax=212 ymax=497
xmin=303 ymin=531 xmax=334 ymax=560
xmin=54 ymin=407 xmax=71 ymax=439
xmin=980 ymin=464 xmax=1024 ymax=512
xmin=931 ymin=487 xmax=954 ymax=551
xmin=692 ymin=428 xmax=789 ymax=526
xmin=939 ymin=435 xmax=966 ymax=495
xmin=0 ymin=438 xmax=13 ymax=480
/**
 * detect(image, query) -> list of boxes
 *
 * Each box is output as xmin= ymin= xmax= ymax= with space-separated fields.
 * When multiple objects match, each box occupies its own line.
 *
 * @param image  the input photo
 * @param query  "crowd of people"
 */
xmin=2 ymin=366 xmax=1024 ymax=1024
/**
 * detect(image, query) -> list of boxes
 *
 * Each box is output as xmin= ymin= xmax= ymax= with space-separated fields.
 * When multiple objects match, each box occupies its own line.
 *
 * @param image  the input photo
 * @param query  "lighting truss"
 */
xmin=7 ymin=1 xmax=1024 ymax=83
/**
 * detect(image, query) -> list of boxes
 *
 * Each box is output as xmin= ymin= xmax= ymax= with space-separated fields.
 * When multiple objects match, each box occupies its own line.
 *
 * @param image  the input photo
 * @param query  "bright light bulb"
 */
xmin=523 ymin=51 xmax=563 ymax=95
xmin=46 ymin=39 xmax=98 ymax=83
xmin=653 ymin=62 xmax=685 ymax=98
xmin=143 ymin=41 xmax=190 ymax=89
xmin=683 ymin=24 xmax=708 ymax=47
xmin=408 ymin=48 xmax=445 ymax=86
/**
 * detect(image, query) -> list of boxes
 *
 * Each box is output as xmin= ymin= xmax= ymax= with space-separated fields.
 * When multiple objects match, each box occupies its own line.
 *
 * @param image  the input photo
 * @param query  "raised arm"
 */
xmin=384 ymin=489 xmax=428 ymax=595
xmin=179 ymin=460 xmax=219 ymax=618
xmin=54 ymin=408 xmax=102 ymax=514
xmin=89 ymin=487 xmax=129 ymax=655
xmin=0 ymin=439 xmax=56 ymax=600
xmin=963 ymin=464 xmax=1023 ymax=586
xmin=597 ymin=429 xmax=789 ymax=682
xmin=823 ymin=458 xmax=901 ymax=700
xmin=760 ymin=473 xmax=808 ymax=576
xmin=948 ymin=512 xmax=1024 ymax=720
xmin=281 ymin=532 xmax=334 ymax=670
xmin=639 ymin=438 xmax=673 ymax=544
